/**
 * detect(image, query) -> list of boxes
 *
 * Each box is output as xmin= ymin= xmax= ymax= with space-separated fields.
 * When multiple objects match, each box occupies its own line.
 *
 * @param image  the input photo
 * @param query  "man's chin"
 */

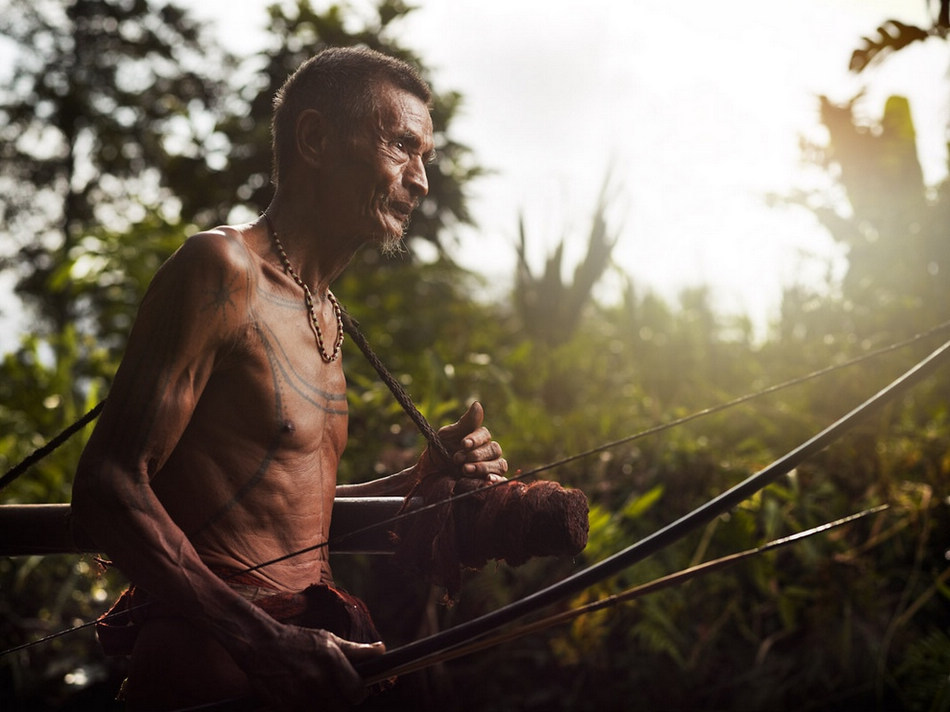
xmin=376 ymin=218 xmax=411 ymax=257
xmin=379 ymin=234 xmax=407 ymax=257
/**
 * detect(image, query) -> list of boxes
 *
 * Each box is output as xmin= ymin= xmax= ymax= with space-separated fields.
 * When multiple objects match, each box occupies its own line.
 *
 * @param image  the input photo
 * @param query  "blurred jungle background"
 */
xmin=1 ymin=1 xmax=949 ymax=710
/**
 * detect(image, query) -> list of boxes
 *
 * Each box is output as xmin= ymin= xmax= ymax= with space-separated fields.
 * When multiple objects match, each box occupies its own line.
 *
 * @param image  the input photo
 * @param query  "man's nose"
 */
xmin=405 ymin=154 xmax=428 ymax=198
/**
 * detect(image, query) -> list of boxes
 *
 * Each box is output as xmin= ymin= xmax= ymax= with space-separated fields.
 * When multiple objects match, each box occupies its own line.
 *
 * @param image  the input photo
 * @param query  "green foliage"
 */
xmin=354 ymin=88 xmax=950 ymax=709
xmin=333 ymin=251 xmax=508 ymax=484
xmin=0 ymin=329 xmax=106 ymax=503
xmin=0 ymin=0 xmax=481 ymax=342
xmin=0 ymin=0 xmax=230 ymax=335
xmin=896 ymin=628 xmax=950 ymax=711
xmin=0 ymin=327 xmax=123 ymax=707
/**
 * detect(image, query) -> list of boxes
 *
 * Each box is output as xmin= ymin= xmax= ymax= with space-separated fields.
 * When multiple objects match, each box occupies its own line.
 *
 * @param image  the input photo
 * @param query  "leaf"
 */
xmin=850 ymin=20 xmax=930 ymax=73
xmin=622 ymin=484 xmax=664 ymax=521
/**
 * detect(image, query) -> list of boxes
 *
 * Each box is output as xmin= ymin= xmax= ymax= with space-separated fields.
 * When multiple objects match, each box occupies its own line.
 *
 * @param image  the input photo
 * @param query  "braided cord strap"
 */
xmin=341 ymin=310 xmax=451 ymax=463
xmin=0 ymin=401 xmax=105 ymax=492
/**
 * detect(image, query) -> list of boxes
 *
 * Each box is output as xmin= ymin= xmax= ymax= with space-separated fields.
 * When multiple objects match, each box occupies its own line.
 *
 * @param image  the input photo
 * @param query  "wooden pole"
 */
xmin=0 ymin=497 xmax=407 ymax=556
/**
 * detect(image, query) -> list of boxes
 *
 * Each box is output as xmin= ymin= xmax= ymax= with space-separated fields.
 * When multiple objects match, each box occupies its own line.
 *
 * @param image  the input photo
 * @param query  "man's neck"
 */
xmin=262 ymin=194 xmax=360 ymax=294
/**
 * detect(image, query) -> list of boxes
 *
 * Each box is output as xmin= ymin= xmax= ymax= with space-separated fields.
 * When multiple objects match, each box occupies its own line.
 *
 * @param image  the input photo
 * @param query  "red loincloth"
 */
xmin=95 ymin=570 xmax=381 ymax=657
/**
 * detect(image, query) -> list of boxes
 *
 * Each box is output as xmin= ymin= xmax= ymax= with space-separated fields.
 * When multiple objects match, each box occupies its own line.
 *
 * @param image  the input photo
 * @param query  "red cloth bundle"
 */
xmin=392 ymin=475 xmax=589 ymax=598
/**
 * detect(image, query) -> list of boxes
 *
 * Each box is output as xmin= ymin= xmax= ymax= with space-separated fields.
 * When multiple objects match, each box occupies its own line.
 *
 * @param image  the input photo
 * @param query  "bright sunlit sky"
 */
xmin=2 ymin=0 xmax=949 ymax=347
xmin=191 ymin=0 xmax=949 ymax=337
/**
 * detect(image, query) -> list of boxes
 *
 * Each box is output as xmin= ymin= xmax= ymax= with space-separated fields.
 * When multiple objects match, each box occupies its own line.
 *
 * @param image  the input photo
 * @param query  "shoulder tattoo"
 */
xmin=203 ymin=270 xmax=241 ymax=317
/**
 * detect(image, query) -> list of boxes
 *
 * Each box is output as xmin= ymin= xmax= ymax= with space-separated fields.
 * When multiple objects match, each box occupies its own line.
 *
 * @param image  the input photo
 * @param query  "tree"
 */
xmin=775 ymin=1 xmax=950 ymax=345
xmin=811 ymin=95 xmax=949 ymax=329
xmin=513 ymin=179 xmax=620 ymax=347
xmin=0 ymin=0 xmax=230 ymax=338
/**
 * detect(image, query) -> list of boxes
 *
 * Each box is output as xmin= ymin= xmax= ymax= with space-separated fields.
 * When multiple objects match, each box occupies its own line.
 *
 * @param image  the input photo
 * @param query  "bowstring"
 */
xmin=2 ymin=321 xmax=949 ymax=658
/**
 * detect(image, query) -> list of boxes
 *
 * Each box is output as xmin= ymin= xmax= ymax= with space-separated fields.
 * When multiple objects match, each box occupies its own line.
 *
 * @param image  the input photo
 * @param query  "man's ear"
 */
xmin=295 ymin=109 xmax=330 ymax=168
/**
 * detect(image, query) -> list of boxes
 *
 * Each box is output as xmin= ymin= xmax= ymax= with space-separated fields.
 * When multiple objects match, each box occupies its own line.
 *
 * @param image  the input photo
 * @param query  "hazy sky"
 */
xmin=191 ymin=0 xmax=948 ymax=336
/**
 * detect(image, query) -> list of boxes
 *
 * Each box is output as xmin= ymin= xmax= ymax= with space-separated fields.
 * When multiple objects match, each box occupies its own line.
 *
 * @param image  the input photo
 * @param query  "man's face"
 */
xmin=331 ymin=83 xmax=434 ymax=252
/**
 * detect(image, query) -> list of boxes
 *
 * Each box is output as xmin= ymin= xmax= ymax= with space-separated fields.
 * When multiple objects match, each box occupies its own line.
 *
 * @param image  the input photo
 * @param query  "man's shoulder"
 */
xmin=151 ymin=227 xmax=259 ymax=290
xmin=174 ymin=227 xmax=256 ymax=273
xmin=142 ymin=226 xmax=261 ymax=316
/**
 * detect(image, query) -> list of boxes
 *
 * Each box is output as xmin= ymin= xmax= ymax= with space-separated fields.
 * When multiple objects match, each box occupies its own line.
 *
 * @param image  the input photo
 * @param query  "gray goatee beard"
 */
xmin=379 ymin=220 xmax=411 ymax=258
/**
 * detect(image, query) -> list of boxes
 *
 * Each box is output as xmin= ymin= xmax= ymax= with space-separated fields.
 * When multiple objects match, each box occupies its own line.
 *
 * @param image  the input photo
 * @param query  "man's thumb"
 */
xmin=456 ymin=401 xmax=484 ymax=435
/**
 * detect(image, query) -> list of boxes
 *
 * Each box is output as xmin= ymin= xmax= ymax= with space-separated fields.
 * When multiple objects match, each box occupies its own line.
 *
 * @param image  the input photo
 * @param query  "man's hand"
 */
xmin=428 ymin=401 xmax=508 ymax=482
xmin=248 ymin=624 xmax=385 ymax=712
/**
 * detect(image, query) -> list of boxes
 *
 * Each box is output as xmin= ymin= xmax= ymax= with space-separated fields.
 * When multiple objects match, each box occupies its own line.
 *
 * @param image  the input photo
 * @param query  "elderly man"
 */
xmin=71 ymin=47 xmax=508 ymax=710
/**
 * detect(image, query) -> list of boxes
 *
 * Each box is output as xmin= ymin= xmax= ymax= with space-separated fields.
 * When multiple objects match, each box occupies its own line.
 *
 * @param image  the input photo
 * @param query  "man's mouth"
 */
xmin=391 ymin=202 xmax=414 ymax=222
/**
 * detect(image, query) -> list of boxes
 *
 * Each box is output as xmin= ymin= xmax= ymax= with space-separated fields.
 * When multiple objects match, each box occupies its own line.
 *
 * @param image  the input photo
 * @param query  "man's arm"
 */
xmin=336 ymin=401 xmax=509 ymax=498
xmin=72 ymin=232 xmax=378 ymax=709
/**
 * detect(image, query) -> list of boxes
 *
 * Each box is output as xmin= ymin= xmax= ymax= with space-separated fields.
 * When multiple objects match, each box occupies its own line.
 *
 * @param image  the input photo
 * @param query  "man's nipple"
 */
xmin=280 ymin=420 xmax=296 ymax=436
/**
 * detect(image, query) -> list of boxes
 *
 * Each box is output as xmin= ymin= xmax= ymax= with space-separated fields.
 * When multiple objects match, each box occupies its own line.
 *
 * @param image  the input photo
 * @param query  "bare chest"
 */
xmin=198 ymin=296 xmax=349 ymax=462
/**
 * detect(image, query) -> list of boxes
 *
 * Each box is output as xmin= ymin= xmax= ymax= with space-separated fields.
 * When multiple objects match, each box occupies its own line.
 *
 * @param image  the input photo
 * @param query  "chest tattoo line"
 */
xmin=258 ymin=285 xmax=306 ymax=310
xmin=258 ymin=321 xmax=347 ymax=412
xmin=188 ymin=325 xmax=288 ymax=538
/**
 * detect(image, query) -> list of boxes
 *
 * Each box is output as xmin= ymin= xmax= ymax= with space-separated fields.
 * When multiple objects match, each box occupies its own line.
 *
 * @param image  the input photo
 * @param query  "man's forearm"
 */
xmin=71 ymin=459 xmax=281 ymax=669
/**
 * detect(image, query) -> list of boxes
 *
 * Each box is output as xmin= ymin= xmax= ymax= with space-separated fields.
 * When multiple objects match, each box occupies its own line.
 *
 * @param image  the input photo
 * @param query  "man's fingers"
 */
xmin=431 ymin=401 xmax=507 ymax=479
xmin=458 ymin=439 xmax=502 ymax=464
xmin=454 ymin=427 xmax=493 ymax=460
xmin=323 ymin=634 xmax=383 ymax=704
xmin=338 ymin=638 xmax=386 ymax=663
xmin=461 ymin=456 xmax=509 ymax=477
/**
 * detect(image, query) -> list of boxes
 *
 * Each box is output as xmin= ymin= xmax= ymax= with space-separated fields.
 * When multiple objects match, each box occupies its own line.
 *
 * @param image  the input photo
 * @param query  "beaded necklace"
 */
xmin=262 ymin=213 xmax=344 ymax=363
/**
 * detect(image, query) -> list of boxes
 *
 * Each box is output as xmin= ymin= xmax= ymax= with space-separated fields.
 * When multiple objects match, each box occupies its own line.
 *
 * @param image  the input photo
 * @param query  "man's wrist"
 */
xmin=192 ymin=584 xmax=283 ymax=668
